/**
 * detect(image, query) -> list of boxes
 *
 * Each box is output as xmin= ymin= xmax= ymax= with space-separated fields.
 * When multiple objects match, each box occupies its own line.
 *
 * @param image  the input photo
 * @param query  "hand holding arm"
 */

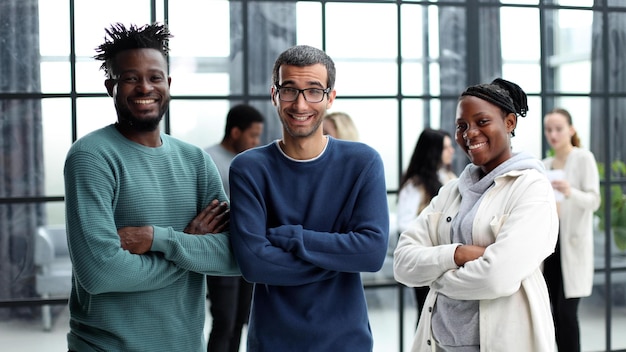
xmin=184 ymin=199 xmax=230 ymax=235
xmin=454 ymin=244 xmax=486 ymax=266
xmin=118 ymin=225 xmax=153 ymax=254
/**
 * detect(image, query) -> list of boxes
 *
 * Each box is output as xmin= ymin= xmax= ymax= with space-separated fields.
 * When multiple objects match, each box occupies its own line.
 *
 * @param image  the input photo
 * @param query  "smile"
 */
xmin=134 ymin=99 xmax=157 ymax=105
xmin=291 ymin=114 xmax=311 ymax=121
xmin=468 ymin=142 xmax=486 ymax=150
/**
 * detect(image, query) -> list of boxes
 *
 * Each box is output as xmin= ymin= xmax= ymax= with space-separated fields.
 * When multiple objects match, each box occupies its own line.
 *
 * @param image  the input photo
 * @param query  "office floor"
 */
xmin=2 ymin=288 xmax=626 ymax=352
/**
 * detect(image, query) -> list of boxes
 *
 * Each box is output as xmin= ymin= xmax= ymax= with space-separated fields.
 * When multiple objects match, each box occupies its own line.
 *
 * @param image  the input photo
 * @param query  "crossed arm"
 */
xmin=118 ymin=199 xmax=230 ymax=254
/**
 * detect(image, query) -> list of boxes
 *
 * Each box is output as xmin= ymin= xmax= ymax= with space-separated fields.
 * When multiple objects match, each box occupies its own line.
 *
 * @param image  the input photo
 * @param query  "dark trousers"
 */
xmin=543 ymin=239 xmax=581 ymax=352
xmin=207 ymin=276 xmax=254 ymax=352
xmin=414 ymin=286 xmax=429 ymax=328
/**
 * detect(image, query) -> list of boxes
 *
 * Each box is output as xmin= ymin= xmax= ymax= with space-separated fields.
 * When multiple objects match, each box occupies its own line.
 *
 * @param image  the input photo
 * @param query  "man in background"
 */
xmin=205 ymin=104 xmax=264 ymax=352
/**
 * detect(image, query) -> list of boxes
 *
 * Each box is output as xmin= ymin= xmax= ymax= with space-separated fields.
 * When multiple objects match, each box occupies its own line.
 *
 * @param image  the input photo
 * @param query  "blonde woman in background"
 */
xmin=542 ymin=107 xmax=600 ymax=352
xmin=323 ymin=112 xmax=359 ymax=141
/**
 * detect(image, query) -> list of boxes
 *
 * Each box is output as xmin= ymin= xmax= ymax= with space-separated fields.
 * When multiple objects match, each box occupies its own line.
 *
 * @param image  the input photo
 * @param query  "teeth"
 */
xmin=135 ymin=99 xmax=155 ymax=104
xmin=292 ymin=115 xmax=308 ymax=121
xmin=469 ymin=142 xmax=486 ymax=150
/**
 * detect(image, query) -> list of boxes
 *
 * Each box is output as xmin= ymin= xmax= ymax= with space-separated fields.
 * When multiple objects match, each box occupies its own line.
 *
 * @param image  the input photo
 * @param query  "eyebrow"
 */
xmin=279 ymin=80 xmax=325 ymax=88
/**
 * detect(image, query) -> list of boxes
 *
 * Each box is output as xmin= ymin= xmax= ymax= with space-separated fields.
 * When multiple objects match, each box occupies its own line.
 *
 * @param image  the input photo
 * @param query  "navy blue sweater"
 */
xmin=229 ymin=137 xmax=389 ymax=351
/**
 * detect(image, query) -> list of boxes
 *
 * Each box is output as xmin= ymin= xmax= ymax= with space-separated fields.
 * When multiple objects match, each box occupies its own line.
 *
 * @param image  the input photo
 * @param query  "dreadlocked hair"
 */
xmin=93 ymin=23 xmax=172 ymax=78
xmin=460 ymin=78 xmax=528 ymax=136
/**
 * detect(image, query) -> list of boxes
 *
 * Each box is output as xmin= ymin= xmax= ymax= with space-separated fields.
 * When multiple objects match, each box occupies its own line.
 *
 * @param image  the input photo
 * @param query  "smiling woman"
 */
xmin=394 ymin=79 xmax=559 ymax=352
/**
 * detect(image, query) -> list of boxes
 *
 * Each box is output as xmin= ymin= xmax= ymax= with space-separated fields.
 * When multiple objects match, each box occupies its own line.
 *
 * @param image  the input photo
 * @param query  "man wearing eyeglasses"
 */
xmin=229 ymin=45 xmax=389 ymax=351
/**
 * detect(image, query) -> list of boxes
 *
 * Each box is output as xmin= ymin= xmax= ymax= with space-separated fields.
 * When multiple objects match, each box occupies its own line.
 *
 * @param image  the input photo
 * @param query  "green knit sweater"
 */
xmin=64 ymin=124 xmax=240 ymax=352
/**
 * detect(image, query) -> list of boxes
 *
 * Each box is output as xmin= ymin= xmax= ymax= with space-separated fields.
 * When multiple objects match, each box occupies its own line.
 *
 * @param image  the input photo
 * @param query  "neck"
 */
xmin=220 ymin=139 xmax=238 ymax=154
xmin=554 ymin=144 xmax=573 ymax=160
xmin=114 ymin=122 xmax=162 ymax=147
xmin=279 ymin=134 xmax=328 ymax=160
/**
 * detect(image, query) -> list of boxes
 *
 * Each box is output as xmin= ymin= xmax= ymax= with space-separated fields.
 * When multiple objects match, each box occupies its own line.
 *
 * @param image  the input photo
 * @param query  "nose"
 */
xmin=463 ymin=124 xmax=478 ymax=139
xmin=135 ymin=77 xmax=153 ymax=93
xmin=293 ymin=91 xmax=309 ymax=108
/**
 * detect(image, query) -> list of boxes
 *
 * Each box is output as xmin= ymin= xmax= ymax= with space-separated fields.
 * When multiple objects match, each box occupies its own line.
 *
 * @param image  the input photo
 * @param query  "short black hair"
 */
xmin=93 ymin=23 xmax=172 ymax=78
xmin=224 ymin=104 xmax=265 ymax=137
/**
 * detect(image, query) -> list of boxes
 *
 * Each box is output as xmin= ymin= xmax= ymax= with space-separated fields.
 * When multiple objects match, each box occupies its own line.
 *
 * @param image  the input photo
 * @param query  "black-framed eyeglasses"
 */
xmin=274 ymin=84 xmax=331 ymax=103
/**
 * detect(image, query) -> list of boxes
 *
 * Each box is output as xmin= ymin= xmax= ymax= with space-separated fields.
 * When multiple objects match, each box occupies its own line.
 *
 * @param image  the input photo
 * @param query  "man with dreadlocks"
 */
xmin=63 ymin=23 xmax=239 ymax=351
xmin=394 ymin=78 xmax=558 ymax=351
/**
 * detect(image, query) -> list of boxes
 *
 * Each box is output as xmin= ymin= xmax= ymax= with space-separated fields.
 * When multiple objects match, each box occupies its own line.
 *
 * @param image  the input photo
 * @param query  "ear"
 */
xmin=231 ymin=127 xmax=242 ymax=140
xmin=270 ymin=86 xmax=278 ymax=106
xmin=104 ymin=79 xmax=116 ymax=97
xmin=505 ymin=112 xmax=517 ymax=134
xmin=326 ymin=89 xmax=337 ymax=110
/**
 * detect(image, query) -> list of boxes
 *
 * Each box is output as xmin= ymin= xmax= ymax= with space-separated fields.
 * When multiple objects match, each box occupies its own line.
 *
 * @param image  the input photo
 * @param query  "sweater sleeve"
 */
xmin=266 ymin=155 xmax=389 ymax=273
xmin=432 ymin=173 xmax=559 ymax=300
xmin=149 ymin=152 xmax=240 ymax=276
xmin=397 ymin=182 xmax=422 ymax=233
xmin=64 ymin=151 xmax=188 ymax=295
xmin=393 ymin=184 xmax=461 ymax=287
xmin=230 ymin=167 xmax=342 ymax=286
xmin=567 ymin=150 xmax=600 ymax=212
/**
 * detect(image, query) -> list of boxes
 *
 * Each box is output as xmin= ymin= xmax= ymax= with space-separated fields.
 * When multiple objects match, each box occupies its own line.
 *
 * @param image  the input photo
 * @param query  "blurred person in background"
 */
xmin=542 ymin=107 xmax=600 ymax=352
xmin=397 ymin=128 xmax=456 ymax=325
xmin=323 ymin=111 xmax=359 ymax=141
xmin=205 ymin=104 xmax=264 ymax=352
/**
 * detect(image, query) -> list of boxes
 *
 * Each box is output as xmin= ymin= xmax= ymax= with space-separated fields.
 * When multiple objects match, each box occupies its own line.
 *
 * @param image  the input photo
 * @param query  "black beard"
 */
xmin=116 ymin=104 xmax=167 ymax=132
xmin=118 ymin=115 xmax=163 ymax=132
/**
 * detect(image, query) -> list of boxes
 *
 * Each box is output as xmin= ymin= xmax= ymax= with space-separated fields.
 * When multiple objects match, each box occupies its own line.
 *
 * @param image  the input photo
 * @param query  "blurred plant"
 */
xmin=596 ymin=160 xmax=626 ymax=251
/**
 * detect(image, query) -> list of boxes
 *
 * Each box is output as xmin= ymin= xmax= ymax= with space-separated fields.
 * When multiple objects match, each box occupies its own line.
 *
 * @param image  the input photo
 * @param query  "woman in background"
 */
xmin=323 ymin=112 xmax=359 ymax=141
xmin=542 ymin=108 xmax=600 ymax=352
xmin=397 ymin=128 xmax=456 ymax=324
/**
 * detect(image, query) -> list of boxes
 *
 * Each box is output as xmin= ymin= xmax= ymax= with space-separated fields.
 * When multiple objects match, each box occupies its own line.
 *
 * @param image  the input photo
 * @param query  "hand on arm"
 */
xmin=118 ymin=226 xmax=154 ymax=254
xmin=454 ymin=244 xmax=486 ymax=267
xmin=184 ymin=199 xmax=230 ymax=235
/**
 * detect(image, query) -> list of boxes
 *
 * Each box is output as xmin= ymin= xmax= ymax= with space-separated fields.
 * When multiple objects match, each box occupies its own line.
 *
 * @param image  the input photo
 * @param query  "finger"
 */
xmin=199 ymin=200 xmax=227 ymax=222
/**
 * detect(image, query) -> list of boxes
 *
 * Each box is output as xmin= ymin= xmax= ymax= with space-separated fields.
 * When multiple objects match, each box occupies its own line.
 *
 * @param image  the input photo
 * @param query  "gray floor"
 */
xmin=1 ymin=287 xmax=626 ymax=352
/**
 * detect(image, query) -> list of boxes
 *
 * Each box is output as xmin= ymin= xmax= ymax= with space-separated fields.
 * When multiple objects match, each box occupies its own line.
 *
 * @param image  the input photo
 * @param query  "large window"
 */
xmin=1 ymin=1 xmax=625 ymax=351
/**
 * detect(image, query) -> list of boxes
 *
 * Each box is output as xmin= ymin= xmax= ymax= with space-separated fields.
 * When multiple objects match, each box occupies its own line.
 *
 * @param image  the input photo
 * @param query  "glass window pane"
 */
xmin=327 ymin=99 xmax=399 ymax=190
xmin=335 ymin=62 xmax=397 ymax=96
xmin=501 ymin=7 xmax=540 ymax=62
xmin=42 ymin=98 xmax=72 ymax=197
xmin=39 ymin=0 xmax=70 ymax=93
xmin=38 ymin=0 xmax=69 ymax=57
xmin=76 ymin=60 xmax=109 ymax=93
xmin=502 ymin=63 xmax=541 ymax=94
xmin=326 ymin=3 xmax=397 ymax=59
xmin=297 ymin=2 xmax=322 ymax=47
xmin=545 ymin=9 xmax=593 ymax=94
xmin=326 ymin=3 xmax=398 ymax=96
xmin=168 ymin=100 xmax=231 ymax=149
xmin=557 ymin=0 xmax=593 ymax=6
xmin=490 ymin=0 xmax=538 ymax=4
xmin=511 ymin=96 xmax=541 ymax=159
xmin=41 ymin=62 xmax=71 ymax=93
xmin=74 ymin=1 xmax=151 ymax=59
xmin=76 ymin=97 xmax=117 ymax=138
xmin=169 ymin=0 xmax=230 ymax=57
xmin=401 ymin=5 xmax=425 ymax=59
